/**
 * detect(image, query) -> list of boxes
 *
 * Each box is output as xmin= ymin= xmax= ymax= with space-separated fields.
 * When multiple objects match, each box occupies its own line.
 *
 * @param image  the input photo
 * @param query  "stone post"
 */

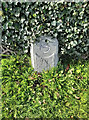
xmin=30 ymin=36 xmax=58 ymax=72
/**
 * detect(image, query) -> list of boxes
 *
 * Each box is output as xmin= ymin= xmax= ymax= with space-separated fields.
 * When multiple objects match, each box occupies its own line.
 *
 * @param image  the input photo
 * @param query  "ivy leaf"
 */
xmin=51 ymin=21 xmax=56 ymax=26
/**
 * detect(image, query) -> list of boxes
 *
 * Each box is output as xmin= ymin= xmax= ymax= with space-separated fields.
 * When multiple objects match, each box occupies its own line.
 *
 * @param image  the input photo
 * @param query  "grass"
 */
xmin=1 ymin=54 xmax=89 ymax=119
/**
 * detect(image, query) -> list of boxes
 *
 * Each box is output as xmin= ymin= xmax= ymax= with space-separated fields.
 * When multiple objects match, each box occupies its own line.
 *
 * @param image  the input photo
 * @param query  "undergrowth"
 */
xmin=1 ymin=54 xmax=88 ymax=119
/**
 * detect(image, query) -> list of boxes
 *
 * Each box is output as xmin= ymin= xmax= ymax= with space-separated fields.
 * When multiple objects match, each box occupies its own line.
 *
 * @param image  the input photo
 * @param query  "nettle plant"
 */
xmin=1 ymin=2 xmax=89 ymax=57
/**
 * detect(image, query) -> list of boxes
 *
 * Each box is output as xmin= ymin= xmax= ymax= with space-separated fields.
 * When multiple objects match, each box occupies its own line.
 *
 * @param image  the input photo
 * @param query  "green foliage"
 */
xmin=1 ymin=2 xmax=89 ymax=57
xmin=1 ymin=55 xmax=88 ymax=119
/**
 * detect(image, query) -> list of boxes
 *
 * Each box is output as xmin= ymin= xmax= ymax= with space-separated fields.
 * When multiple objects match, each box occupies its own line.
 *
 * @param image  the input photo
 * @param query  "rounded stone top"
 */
xmin=38 ymin=36 xmax=58 ymax=44
xmin=34 ymin=36 xmax=58 ymax=58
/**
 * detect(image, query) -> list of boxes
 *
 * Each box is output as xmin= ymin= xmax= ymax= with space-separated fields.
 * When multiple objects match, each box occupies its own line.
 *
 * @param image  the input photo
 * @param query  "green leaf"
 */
xmin=51 ymin=21 xmax=56 ymax=26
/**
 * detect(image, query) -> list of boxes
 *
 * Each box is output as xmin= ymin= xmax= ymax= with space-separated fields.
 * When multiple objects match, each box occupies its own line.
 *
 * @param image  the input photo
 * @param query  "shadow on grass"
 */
xmin=60 ymin=53 xmax=89 ymax=66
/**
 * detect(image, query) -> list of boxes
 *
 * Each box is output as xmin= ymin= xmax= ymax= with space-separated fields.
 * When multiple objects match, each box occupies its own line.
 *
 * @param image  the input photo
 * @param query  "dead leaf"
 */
xmin=25 ymin=117 xmax=29 ymax=120
xmin=75 ymin=96 xmax=81 ymax=100
xmin=28 ymin=76 xmax=34 ymax=80
xmin=56 ymin=92 xmax=59 ymax=97
xmin=70 ymin=116 xmax=73 ymax=118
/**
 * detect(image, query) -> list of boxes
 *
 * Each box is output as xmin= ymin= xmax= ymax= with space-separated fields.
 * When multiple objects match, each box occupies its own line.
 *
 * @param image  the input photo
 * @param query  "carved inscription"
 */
xmin=30 ymin=36 xmax=58 ymax=72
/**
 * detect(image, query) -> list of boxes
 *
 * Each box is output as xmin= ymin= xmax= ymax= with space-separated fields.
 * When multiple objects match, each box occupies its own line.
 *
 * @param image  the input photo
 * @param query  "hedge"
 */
xmin=1 ymin=55 xmax=88 ymax=118
xmin=1 ymin=2 xmax=89 ymax=57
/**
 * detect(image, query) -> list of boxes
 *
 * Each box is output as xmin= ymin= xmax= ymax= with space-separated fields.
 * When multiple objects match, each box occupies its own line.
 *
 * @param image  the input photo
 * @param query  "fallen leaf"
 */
xmin=65 ymin=64 xmax=70 ymax=72
xmin=56 ymin=92 xmax=59 ymax=97
xmin=28 ymin=76 xmax=34 ymax=80
xmin=25 ymin=117 xmax=29 ymax=120
xmin=75 ymin=96 xmax=81 ymax=100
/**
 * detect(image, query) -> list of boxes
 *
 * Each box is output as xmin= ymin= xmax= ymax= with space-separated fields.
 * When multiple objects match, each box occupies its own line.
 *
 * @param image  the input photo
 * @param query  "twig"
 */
xmin=0 ymin=45 xmax=17 ymax=55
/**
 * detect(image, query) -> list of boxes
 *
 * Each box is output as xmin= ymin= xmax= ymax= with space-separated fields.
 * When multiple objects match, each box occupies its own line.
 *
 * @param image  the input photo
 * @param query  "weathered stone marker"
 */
xmin=30 ymin=36 xmax=58 ymax=72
